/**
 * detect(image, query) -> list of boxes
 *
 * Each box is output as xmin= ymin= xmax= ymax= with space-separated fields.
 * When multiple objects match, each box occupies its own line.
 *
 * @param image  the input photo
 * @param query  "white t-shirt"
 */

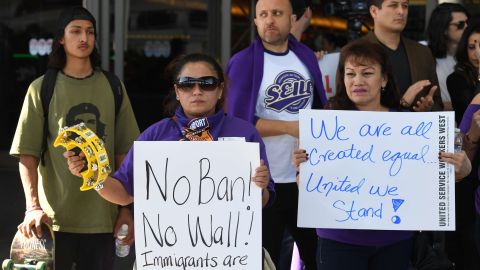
xmin=436 ymin=55 xmax=456 ymax=103
xmin=255 ymin=50 xmax=313 ymax=183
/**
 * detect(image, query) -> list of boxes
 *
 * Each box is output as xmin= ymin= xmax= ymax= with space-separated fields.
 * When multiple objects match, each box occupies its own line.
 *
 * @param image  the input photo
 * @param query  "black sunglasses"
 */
xmin=450 ymin=20 xmax=466 ymax=30
xmin=175 ymin=76 xmax=220 ymax=91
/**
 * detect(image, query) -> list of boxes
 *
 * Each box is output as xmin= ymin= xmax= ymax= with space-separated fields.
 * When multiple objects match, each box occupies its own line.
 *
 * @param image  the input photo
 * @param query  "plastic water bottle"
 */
xmin=115 ymin=224 xmax=130 ymax=257
xmin=454 ymin=128 xmax=463 ymax=153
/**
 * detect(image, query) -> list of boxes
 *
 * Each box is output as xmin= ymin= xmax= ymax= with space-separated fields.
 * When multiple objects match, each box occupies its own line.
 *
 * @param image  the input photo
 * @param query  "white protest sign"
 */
xmin=134 ymin=141 xmax=262 ymax=270
xmin=318 ymin=52 xmax=340 ymax=98
xmin=298 ymin=110 xmax=456 ymax=231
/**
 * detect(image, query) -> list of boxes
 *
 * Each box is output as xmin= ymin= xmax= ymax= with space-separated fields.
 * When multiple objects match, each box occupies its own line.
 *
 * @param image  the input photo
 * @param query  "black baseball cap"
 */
xmin=56 ymin=6 xmax=96 ymax=35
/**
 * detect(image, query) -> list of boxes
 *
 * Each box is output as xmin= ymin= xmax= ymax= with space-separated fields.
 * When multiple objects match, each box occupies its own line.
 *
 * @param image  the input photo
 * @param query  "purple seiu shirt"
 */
xmin=459 ymin=104 xmax=480 ymax=214
xmin=226 ymin=35 xmax=327 ymax=124
xmin=112 ymin=113 xmax=276 ymax=208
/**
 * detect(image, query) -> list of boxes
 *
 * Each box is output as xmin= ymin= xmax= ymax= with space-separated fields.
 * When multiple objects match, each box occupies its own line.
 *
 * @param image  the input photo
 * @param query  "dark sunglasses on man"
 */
xmin=450 ymin=20 xmax=467 ymax=30
xmin=175 ymin=76 xmax=220 ymax=91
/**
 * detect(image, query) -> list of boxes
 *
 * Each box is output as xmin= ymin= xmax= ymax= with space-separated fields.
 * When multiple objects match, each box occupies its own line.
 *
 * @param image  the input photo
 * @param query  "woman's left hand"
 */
xmin=439 ymin=151 xmax=472 ymax=181
xmin=253 ymin=160 xmax=269 ymax=190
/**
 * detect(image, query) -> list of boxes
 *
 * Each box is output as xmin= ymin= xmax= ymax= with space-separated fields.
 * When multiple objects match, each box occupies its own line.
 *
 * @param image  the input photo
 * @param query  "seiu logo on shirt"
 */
xmin=264 ymin=70 xmax=313 ymax=113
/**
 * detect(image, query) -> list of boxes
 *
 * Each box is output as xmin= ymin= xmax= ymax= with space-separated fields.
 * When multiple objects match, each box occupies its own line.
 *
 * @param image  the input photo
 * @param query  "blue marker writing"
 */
xmin=400 ymin=121 xmax=432 ymax=139
xmin=333 ymin=200 xmax=383 ymax=222
xmin=310 ymin=116 xmax=349 ymax=141
xmin=305 ymin=174 xmax=365 ymax=197
xmin=309 ymin=144 xmax=375 ymax=166
xmin=358 ymin=122 xmax=392 ymax=137
xmin=382 ymin=145 xmax=430 ymax=176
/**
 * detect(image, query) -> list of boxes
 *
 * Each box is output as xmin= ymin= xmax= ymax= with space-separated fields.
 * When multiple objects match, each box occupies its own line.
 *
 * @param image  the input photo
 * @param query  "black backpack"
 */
xmin=39 ymin=68 xmax=123 ymax=165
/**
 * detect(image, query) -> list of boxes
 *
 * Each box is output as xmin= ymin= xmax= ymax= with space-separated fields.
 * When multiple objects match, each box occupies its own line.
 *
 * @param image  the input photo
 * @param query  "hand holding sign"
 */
xmin=439 ymin=151 xmax=472 ymax=181
xmin=292 ymin=148 xmax=308 ymax=170
xmin=253 ymin=160 xmax=269 ymax=190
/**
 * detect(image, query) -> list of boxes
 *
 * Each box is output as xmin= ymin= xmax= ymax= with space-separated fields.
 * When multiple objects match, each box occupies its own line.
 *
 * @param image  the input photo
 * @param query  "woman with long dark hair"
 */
xmin=447 ymin=22 xmax=480 ymax=124
xmin=426 ymin=3 xmax=469 ymax=111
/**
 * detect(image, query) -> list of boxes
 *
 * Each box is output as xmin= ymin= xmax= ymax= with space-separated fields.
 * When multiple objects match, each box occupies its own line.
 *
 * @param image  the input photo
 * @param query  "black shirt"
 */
xmin=382 ymin=41 xmax=412 ymax=95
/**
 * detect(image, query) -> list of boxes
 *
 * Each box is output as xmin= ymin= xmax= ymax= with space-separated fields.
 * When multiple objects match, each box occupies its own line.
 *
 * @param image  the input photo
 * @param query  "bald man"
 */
xmin=226 ymin=0 xmax=327 ymax=268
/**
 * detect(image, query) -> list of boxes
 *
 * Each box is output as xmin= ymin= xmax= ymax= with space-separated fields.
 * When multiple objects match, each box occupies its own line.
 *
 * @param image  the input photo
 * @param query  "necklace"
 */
xmin=61 ymin=69 xmax=95 ymax=80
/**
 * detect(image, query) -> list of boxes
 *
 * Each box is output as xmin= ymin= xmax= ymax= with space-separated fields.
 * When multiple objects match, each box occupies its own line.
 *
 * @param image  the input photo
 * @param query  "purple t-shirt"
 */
xmin=112 ymin=114 xmax=276 ymax=207
xmin=459 ymin=104 xmax=480 ymax=214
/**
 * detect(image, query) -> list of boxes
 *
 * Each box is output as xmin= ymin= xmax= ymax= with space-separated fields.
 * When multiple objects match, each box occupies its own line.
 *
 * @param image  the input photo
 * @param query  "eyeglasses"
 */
xmin=175 ymin=76 xmax=220 ymax=91
xmin=450 ymin=20 xmax=467 ymax=30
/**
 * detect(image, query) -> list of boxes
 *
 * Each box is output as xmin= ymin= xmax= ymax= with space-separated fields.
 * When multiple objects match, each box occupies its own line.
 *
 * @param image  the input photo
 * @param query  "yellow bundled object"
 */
xmin=54 ymin=122 xmax=111 ymax=191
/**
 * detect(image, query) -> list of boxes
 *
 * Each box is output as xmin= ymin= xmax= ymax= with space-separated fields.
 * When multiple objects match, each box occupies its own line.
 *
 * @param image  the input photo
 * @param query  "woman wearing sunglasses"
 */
xmin=64 ymin=53 xmax=275 ymax=208
xmin=426 ymin=2 xmax=469 ymax=112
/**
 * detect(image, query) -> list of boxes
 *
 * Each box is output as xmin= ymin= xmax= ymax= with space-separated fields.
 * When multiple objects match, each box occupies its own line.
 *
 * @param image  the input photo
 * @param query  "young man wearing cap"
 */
xmin=10 ymin=6 xmax=139 ymax=270
xmin=364 ymin=0 xmax=443 ymax=112
xmin=226 ymin=0 xmax=327 ymax=269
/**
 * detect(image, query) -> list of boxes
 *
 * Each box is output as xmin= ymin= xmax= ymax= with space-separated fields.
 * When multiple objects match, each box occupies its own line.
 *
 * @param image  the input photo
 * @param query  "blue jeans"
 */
xmin=316 ymin=237 xmax=412 ymax=270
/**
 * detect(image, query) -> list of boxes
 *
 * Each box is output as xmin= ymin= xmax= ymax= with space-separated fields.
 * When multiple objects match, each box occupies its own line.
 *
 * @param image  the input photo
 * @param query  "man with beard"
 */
xmin=226 ymin=0 xmax=327 ymax=268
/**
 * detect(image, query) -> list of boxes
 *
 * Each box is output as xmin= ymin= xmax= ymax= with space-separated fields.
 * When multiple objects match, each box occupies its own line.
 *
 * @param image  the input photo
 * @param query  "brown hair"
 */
xmin=328 ymin=39 xmax=401 ymax=110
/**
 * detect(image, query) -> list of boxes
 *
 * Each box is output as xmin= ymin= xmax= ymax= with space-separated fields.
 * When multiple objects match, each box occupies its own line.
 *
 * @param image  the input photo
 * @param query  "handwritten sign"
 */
xmin=318 ymin=52 xmax=340 ymax=98
xmin=298 ymin=110 xmax=456 ymax=231
xmin=133 ymin=141 xmax=262 ymax=269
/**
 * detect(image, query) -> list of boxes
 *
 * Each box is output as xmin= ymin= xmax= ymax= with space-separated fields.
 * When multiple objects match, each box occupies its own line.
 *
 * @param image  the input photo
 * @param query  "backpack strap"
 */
xmin=101 ymin=70 xmax=123 ymax=118
xmin=39 ymin=69 xmax=123 ymax=166
xmin=40 ymin=68 xmax=58 ymax=166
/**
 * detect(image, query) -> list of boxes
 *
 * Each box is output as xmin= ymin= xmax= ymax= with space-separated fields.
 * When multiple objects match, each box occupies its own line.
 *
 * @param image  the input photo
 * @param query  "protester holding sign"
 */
xmin=293 ymin=39 xmax=470 ymax=270
xmin=64 ymin=53 xmax=275 ymax=209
